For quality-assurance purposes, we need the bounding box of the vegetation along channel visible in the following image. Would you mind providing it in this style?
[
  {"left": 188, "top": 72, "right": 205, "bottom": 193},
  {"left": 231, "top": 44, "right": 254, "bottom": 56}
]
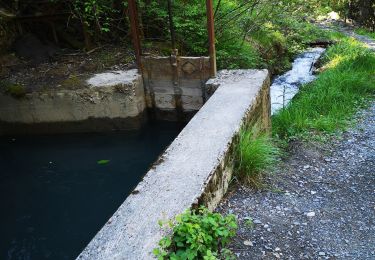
[{"left": 0, "top": 0, "right": 374, "bottom": 259}]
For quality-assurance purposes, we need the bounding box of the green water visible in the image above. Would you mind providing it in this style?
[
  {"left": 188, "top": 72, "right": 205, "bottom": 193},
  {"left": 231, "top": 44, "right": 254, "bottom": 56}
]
[{"left": 0, "top": 121, "right": 184, "bottom": 260}]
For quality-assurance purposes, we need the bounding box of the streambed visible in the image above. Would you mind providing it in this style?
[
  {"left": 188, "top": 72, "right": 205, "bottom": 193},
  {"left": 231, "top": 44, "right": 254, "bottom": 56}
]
[{"left": 271, "top": 47, "right": 325, "bottom": 115}]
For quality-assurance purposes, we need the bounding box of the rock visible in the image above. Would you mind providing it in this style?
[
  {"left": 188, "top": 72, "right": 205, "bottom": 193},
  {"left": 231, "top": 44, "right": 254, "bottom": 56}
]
[
  {"left": 243, "top": 240, "right": 253, "bottom": 246},
  {"left": 318, "top": 251, "right": 326, "bottom": 256},
  {"left": 303, "top": 165, "right": 311, "bottom": 169},
  {"left": 253, "top": 219, "right": 262, "bottom": 224},
  {"left": 306, "top": 212, "right": 316, "bottom": 217}
]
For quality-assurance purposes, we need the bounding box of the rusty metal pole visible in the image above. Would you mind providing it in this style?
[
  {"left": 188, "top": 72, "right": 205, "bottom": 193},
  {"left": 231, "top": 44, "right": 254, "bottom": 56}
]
[
  {"left": 128, "top": 0, "right": 142, "bottom": 71},
  {"left": 206, "top": 0, "right": 217, "bottom": 78},
  {"left": 167, "top": 0, "right": 176, "bottom": 50}
]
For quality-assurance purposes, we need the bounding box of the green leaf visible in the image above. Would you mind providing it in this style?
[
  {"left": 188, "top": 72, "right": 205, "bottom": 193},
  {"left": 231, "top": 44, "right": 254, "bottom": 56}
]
[{"left": 97, "top": 159, "right": 110, "bottom": 165}]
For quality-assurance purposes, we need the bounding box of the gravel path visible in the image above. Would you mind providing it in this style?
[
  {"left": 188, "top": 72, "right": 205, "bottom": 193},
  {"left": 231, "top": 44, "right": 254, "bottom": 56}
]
[{"left": 217, "top": 102, "right": 375, "bottom": 259}]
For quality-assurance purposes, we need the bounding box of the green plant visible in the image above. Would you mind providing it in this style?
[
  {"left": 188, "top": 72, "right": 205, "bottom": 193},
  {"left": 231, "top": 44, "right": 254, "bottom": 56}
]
[
  {"left": 154, "top": 207, "right": 237, "bottom": 260},
  {"left": 235, "top": 127, "right": 280, "bottom": 186},
  {"left": 244, "top": 217, "right": 254, "bottom": 229},
  {"left": 355, "top": 28, "right": 375, "bottom": 40},
  {"left": 0, "top": 81, "right": 27, "bottom": 98},
  {"left": 272, "top": 37, "right": 375, "bottom": 139}
]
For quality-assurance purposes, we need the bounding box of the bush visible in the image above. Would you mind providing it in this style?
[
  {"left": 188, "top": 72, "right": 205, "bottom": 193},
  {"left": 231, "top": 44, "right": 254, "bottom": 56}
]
[{"left": 154, "top": 207, "right": 237, "bottom": 260}]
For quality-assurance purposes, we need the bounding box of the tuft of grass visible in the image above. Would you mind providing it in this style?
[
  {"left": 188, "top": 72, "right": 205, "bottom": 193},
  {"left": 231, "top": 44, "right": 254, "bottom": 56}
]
[
  {"left": 355, "top": 28, "right": 375, "bottom": 40},
  {"left": 235, "top": 127, "right": 280, "bottom": 186},
  {"left": 272, "top": 37, "right": 375, "bottom": 140}
]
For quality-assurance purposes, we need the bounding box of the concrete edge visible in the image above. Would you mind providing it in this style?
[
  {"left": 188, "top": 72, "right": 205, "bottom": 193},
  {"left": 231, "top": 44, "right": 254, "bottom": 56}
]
[{"left": 77, "top": 69, "right": 271, "bottom": 260}]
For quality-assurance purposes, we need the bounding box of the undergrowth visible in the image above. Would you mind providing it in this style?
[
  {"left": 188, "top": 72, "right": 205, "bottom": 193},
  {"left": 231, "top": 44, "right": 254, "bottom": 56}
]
[
  {"left": 235, "top": 127, "right": 280, "bottom": 187},
  {"left": 355, "top": 28, "right": 375, "bottom": 40},
  {"left": 272, "top": 37, "right": 375, "bottom": 140},
  {"left": 154, "top": 207, "right": 237, "bottom": 260}
]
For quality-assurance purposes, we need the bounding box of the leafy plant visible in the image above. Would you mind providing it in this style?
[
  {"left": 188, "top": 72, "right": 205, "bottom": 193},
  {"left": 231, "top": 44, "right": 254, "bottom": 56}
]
[
  {"left": 97, "top": 159, "right": 110, "bottom": 165},
  {"left": 154, "top": 207, "right": 237, "bottom": 260}
]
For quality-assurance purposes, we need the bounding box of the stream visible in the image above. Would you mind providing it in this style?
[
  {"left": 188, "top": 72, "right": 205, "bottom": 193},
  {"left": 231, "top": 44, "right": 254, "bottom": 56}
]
[{"left": 270, "top": 47, "right": 326, "bottom": 115}]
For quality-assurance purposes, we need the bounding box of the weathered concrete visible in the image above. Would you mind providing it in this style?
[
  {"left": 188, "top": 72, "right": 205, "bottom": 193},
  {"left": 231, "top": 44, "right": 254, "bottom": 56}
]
[
  {"left": 141, "top": 56, "right": 211, "bottom": 119},
  {"left": 78, "top": 69, "right": 271, "bottom": 260},
  {"left": 0, "top": 69, "right": 146, "bottom": 134}
]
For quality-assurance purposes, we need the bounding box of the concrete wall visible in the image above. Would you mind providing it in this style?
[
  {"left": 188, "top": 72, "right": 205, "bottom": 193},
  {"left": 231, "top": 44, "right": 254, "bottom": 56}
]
[
  {"left": 0, "top": 70, "right": 146, "bottom": 134},
  {"left": 77, "top": 69, "right": 271, "bottom": 260},
  {"left": 141, "top": 56, "right": 211, "bottom": 119}
]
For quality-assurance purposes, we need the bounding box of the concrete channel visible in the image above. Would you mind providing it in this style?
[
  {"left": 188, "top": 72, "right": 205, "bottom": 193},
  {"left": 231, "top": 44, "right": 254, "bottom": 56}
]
[
  {"left": 0, "top": 56, "right": 271, "bottom": 259},
  {"left": 77, "top": 69, "right": 271, "bottom": 259}
]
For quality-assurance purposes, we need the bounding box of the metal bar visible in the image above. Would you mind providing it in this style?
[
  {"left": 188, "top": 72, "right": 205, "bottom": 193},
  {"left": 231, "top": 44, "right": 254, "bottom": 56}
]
[
  {"left": 167, "top": 0, "right": 176, "bottom": 50},
  {"left": 206, "top": 0, "right": 217, "bottom": 78},
  {"left": 128, "top": 0, "right": 142, "bottom": 71}
]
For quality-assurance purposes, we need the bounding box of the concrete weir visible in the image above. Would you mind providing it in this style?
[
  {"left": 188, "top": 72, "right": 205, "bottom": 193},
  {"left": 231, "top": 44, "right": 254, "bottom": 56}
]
[
  {"left": 0, "top": 69, "right": 146, "bottom": 134},
  {"left": 78, "top": 69, "right": 271, "bottom": 260}
]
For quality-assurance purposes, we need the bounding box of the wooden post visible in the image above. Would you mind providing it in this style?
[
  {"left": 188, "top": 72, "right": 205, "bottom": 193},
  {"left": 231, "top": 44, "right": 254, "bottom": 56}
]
[
  {"left": 128, "top": 0, "right": 142, "bottom": 71},
  {"left": 206, "top": 0, "right": 217, "bottom": 78}
]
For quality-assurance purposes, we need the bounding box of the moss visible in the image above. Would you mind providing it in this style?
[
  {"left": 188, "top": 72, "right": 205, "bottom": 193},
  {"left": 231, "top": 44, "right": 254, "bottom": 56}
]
[
  {"left": 0, "top": 80, "right": 27, "bottom": 98},
  {"left": 61, "top": 75, "right": 84, "bottom": 89}
]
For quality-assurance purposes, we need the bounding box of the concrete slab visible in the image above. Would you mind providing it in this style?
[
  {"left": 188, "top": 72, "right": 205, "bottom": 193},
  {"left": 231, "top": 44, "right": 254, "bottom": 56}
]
[{"left": 78, "top": 69, "right": 270, "bottom": 260}]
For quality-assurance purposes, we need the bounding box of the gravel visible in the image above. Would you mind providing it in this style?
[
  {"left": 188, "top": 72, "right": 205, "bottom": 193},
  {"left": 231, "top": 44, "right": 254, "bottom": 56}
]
[{"left": 217, "top": 102, "right": 375, "bottom": 259}]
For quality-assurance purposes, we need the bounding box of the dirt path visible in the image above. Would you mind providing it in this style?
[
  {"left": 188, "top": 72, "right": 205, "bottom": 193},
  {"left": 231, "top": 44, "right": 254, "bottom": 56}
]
[
  {"left": 217, "top": 24, "right": 375, "bottom": 260},
  {"left": 218, "top": 99, "right": 374, "bottom": 259},
  {"left": 318, "top": 20, "right": 375, "bottom": 51}
]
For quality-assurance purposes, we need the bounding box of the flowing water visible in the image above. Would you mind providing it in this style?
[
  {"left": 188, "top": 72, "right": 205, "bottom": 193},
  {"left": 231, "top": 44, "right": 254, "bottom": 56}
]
[
  {"left": 0, "top": 121, "right": 184, "bottom": 260},
  {"left": 271, "top": 47, "right": 325, "bottom": 115}
]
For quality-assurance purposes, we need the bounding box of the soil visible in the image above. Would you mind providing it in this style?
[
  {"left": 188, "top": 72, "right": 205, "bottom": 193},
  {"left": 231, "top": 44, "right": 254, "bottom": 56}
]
[
  {"left": 217, "top": 101, "right": 375, "bottom": 259},
  {"left": 0, "top": 40, "right": 136, "bottom": 93}
]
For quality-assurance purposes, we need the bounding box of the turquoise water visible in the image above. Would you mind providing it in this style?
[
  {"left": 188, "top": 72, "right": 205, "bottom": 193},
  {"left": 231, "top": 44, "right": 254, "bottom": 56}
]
[{"left": 0, "top": 121, "right": 184, "bottom": 260}]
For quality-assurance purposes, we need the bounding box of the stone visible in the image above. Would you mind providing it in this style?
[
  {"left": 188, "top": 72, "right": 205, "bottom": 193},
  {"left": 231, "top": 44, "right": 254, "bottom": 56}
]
[
  {"left": 306, "top": 212, "right": 316, "bottom": 217},
  {"left": 243, "top": 240, "right": 253, "bottom": 246}
]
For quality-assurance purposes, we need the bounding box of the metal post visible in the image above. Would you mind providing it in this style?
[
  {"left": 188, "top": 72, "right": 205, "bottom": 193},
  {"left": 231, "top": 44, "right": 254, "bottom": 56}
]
[
  {"left": 128, "top": 0, "right": 142, "bottom": 71},
  {"left": 206, "top": 0, "right": 217, "bottom": 78},
  {"left": 167, "top": 0, "right": 176, "bottom": 50}
]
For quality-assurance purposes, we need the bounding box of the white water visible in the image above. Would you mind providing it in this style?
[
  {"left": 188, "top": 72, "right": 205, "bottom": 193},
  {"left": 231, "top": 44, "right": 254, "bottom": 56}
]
[{"left": 271, "top": 47, "right": 325, "bottom": 115}]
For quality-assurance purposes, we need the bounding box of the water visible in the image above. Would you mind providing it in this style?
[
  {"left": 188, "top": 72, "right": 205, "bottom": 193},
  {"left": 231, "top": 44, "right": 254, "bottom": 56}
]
[
  {"left": 271, "top": 47, "right": 325, "bottom": 115},
  {"left": 0, "top": 121, "right": 184, "bottom": 260}
]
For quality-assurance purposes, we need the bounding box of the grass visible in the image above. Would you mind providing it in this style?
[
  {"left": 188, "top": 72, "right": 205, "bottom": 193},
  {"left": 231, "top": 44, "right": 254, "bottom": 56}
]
[
  {"left": 272, "top": 37, "right": 375, "bottom": 140},
  {"left": 235, "top": 127, "right": 280, "bottom": 186},
  {"left": 355, "top": 28, "right": 375, "bottom": 40}
]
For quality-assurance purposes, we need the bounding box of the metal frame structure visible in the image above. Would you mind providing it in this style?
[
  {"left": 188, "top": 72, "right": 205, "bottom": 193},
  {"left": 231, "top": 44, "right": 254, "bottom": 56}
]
[{"left": 127, "top": 0, "right": 217, "bottom": 77}]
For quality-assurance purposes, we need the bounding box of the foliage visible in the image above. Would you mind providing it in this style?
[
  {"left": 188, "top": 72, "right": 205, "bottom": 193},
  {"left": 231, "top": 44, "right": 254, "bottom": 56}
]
[
  {"left": 97, "top": 159, "right": 110, "bottom": 165},
  {"left": 154, "top": 207, "right": 237, "bottom": 260},
  {"left": 235, "top": 127, "right": 280, "bottom": 185},
  {"left": 323, "top": 0, "right": 375, "bottom": 30},
  {"left": 69, "top": 0, "right": 118, "bottom": 33},
  {"left": 138, "top": 0, "right": 330, "bottom": 71},
  {"left": 355, "top": 28, "right": 375, "bottom": 40},
  {"left": 272, "top": 37, "right": 375, "bottom": 139}
]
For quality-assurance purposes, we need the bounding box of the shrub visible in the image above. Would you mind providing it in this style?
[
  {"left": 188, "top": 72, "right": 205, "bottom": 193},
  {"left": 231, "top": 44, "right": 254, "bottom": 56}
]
[{"left": 154, "top": 207, "right": 237, "bottom": 260}]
